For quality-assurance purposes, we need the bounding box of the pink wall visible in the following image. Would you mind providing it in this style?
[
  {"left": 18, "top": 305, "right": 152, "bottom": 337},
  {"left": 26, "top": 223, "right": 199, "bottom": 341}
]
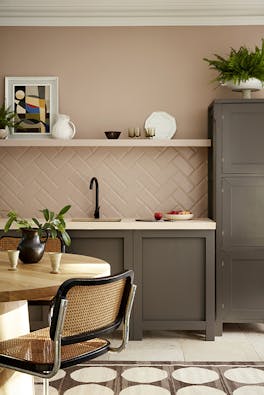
[
  {"left": 1, "top": 26, "right": 264, "bottom": 138},
  {"left": 0, "top": 26, "right": 264, "bottom": 218}
]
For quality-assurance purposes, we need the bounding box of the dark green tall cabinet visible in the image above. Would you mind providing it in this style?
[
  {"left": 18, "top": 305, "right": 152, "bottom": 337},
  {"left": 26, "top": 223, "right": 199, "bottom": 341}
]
[{"left": 208, "top": 99, "right": 264, "bottom": 335}]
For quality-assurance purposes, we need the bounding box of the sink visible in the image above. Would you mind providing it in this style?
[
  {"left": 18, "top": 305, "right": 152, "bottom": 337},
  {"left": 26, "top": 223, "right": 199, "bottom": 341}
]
[{"left": 71, "top": 218, "right": 122, "bottom": 222}]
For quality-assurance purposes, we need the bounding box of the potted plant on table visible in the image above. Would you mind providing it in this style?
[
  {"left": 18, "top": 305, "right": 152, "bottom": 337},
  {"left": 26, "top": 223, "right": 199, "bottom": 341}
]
[
  {"left": 0, "top": 103, "right": 17, "bottom": 139},
  {"left": 203, "top": 39, "right": 264, "bottom": 98},
  {"left": 4, "top": 205, "right": 71, "bottom": 263}
]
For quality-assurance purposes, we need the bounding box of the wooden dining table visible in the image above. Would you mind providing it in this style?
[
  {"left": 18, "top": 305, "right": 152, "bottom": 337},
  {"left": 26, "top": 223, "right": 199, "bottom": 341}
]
[{"left": 0, "top": 251, "right": 110, "bottom": 395}]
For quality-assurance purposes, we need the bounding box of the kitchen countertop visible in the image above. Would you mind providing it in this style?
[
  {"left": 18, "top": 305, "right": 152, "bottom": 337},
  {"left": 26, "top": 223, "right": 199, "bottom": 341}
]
[{"left": 0, "top": 218, "right": 216, "bottom": 230}]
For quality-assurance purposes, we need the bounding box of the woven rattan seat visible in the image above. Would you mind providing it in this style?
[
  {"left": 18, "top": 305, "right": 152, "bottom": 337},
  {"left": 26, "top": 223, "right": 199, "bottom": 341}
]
[
  {"left": 0, "top": 271, "right": 136, "bottom": 395},
  {"left": 0, "top": 327, "right": 108, "bottom": 371}
]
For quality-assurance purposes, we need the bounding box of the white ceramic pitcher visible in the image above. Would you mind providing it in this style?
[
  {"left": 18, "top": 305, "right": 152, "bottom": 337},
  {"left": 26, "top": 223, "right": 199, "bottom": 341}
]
[{"left": 52, "top": 114, "right": 76, "bottom": 139}]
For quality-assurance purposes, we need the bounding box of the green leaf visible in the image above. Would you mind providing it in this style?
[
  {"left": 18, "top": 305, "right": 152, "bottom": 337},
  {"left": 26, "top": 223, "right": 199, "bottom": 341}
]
[
  {"left": 56, "top": 223, "right": 65, "bottom": 232},
  {"left": 50, "top": 228, "right": 57, "bottom": 238},
  {"left": 32, "top": 218, "right": 41, "bottom": 227},
  {"left": 4, "top": 216, "right": 15, "bottom": 232},
  {"left": 40, "top": 208, "right": 50, "bottom": 221},
  {"left": 61, "top": 231, "right": 71, "bottom": 247},
  {"left": 4, "top": 205, "right": 71, "bottom": 246},
  {"left": 203, "top": 39, "right": 264, "bottom": 84},
  {"left": 58, "top": 217, "right": 66, "bottom": 228},
  {"left": 58, "top": 205, "right": 71, "bottom": 216},
  {"left": 0, "top": 103, "right": 17, "bottom": 129}
]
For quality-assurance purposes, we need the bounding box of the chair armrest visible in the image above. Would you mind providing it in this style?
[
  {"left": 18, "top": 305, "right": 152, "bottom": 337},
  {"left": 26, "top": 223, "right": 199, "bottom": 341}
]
[
  {"left": 109, "top": 284, "right": 137, "bottom": 353},
  {"left": 48, "top": 297, "right": 56, "bottom": 326}
]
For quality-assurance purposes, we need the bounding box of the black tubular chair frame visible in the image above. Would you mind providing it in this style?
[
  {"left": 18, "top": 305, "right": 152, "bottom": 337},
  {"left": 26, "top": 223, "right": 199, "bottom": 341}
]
[{"left": 0, "top": 270, "right": 136, "bottom": 381}]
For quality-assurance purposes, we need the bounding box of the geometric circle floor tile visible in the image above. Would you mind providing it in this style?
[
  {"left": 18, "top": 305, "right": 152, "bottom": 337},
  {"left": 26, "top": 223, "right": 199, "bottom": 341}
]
[
  {"left": 121, "top": 367, "right": 168, "bottom": 383},
  {"left": 224, "top": 368, "right": 264, "bottom": 384},
  {"left": 70, "top": 367, "right": 117, "bottom": 383},
  {"left": 35, "top": 362, "right": 264, "bottom": 394},
  {"left": 177, "top": 385, "right": 226, "bottom": 394},
  {"left": 120, "top": 384, "right": 170, "bottom": 394},
  {"left": 233, "top": 386, "right": 264, "bottom": 394},
  {"left": 172, "top": 367, "right": 219, "bottom": 384},
  {"left": 64, "top": 384, "right": 114, "bottom": 394}
]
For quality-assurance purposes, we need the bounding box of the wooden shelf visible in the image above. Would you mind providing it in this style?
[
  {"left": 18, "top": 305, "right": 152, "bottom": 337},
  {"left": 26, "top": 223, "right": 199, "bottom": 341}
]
[{"left": 0, "top": 138, "right": 211, "bottom": 147}]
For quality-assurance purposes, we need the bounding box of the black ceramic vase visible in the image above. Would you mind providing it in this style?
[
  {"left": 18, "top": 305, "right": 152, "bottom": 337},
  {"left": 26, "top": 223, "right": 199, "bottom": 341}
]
[{"left": 18, "top": 229, "right": 47, "bottom": 264}]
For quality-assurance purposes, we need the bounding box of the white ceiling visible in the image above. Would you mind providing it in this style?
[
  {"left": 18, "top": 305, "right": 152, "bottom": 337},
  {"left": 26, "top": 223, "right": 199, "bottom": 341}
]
[{"left": 0, "top": 0, "right": 264, "bottom": 26}]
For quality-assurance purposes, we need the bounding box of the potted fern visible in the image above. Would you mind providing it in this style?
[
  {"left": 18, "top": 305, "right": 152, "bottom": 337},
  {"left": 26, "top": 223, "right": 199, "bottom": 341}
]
[
  {"left": 4, "top": 205, "right": 71, "bottom": 263},
  {"left": 204, "top": 40, "right": 264, "bottom": 98},
  {"left": 0, "top": 103, "right": 17, "bottom": 139}
]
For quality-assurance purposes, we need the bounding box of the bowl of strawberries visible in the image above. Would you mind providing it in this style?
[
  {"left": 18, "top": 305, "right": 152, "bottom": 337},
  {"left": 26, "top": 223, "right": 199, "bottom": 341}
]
[{"left": 165, "top": 210, "right": 193, "bottom": 221}]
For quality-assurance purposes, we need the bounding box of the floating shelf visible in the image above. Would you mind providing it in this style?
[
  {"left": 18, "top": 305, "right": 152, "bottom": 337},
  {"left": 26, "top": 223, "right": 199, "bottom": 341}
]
[{"left": 0, "top": 138, "right": 211, "bottom": 147}]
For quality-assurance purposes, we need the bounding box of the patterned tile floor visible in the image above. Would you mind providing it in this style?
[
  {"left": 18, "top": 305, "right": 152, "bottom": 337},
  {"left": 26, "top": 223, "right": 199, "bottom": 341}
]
[
  {"left": 34, "top": 323, "right": 264, "bottom": 394},
  {"left": 35, "top": 362, "right": 264, "bottom": 394}
]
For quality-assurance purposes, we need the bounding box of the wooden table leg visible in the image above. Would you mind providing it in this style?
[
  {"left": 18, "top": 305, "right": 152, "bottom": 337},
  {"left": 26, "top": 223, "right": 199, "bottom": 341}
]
[{"left": 0, "top": 301, "right": 34, "bottom": 395}]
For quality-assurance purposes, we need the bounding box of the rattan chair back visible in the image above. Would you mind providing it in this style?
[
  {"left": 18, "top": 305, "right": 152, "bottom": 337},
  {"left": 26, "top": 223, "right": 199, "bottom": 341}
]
[
  {"left": 0, "top": 235, "right": 64, "bottom": 252},
  {"left": 50, "top": 271, "right": 134, "bottom": 345},
  {"left": 0, "top": 236, "right": 19, "bottom": 250},
  {"left": 45, "top": 237, "right": 64, "bottom": 252}
]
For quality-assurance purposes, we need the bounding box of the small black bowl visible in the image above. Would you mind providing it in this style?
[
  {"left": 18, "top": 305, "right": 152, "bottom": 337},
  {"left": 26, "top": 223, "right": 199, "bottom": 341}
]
[{"left": 105, "top": 131, "right": 121, "bottom": 139}]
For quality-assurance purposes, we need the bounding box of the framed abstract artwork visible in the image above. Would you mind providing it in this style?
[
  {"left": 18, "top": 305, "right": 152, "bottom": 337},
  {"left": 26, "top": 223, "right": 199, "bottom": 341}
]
[{"left": 5, "top": 76, "right": 58, "bottom": 138}]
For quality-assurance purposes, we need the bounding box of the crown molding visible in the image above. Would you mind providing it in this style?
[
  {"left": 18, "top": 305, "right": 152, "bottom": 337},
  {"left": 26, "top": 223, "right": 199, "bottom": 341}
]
[{"left": 0, "top": 1, "right": 264, "bottom": 26}]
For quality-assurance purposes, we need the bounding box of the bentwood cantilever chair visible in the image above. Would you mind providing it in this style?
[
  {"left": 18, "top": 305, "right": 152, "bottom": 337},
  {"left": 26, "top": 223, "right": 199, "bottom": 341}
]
[{"left": 0, "top": 270, "right": 136, "bottom": 395}]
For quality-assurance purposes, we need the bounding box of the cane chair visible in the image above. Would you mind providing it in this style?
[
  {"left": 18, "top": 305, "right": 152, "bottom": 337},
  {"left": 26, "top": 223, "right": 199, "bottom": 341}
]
[
  {"left": 0, "top": 235, "right": 20, "bottom": 251},
  {"left": 0, "top": 270, "right": 136, "bottom": 395},
  {"left": 0, "top": 235, "right": 65, "bottom": 253}
]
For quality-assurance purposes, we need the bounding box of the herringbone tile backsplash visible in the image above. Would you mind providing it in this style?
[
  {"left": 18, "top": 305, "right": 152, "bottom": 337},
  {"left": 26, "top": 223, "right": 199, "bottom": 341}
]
[{"left": 0, "top": 147, "right": 208, "bottom": 218}]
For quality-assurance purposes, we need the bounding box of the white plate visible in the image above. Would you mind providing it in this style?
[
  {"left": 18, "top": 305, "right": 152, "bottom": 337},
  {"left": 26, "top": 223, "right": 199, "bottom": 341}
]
[
  {"left": 145, "top": 111, "right": 177, "bottom": 140},
  {"left": 165, "top": 213, "right": 193, "bottom": 221}
]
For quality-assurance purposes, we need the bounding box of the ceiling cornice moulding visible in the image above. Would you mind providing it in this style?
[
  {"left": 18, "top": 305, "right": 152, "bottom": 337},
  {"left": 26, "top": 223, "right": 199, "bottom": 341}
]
[{"left": 0, "top": 1, "right": 264, "bottom": 26}]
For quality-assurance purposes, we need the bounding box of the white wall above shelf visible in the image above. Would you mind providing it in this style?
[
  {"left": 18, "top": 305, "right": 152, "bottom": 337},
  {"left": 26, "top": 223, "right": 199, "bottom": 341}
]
[{"left": 0, "top": 138, "right": 211, "bottom": 147}]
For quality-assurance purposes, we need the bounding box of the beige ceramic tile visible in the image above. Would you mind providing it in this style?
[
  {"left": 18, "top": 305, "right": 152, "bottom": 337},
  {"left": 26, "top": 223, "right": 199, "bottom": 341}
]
[
  {"left": 108, "top": 342, "right": 184, "bottom": 361},
  {"left": 215, "top": 323, "right": 249, "bottom": 342},
  {"left": 0, "top": 147, "right": 208, "bottom": 219},
  {"left": 108, "top": 326, "right": 262, "bottom": 362},
  {"left": 240, "top": 323, "right": 264, "bottom": 360},
  {"left": 108, "top": 332, "right": 184, "bottom": 361},
  {"left": 180, "top": 338, "right": 261, "bottom": 361}
]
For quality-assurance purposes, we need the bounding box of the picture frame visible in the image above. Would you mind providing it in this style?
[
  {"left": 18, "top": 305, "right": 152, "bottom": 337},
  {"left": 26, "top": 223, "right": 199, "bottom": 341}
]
[{"left": 5, "top": 76, "right": 58, "bottom": 138}]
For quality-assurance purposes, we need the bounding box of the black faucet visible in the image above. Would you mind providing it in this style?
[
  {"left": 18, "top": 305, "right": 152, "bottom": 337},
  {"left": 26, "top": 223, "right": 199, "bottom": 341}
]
[{"left": 89, "top": 177, "right": 100, "bottom": 219}]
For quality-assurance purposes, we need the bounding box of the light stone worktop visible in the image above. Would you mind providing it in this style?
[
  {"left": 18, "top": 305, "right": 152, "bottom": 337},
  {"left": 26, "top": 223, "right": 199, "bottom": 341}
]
[{"left": 0, "top": 218, "right": 216, "bottom": 231}]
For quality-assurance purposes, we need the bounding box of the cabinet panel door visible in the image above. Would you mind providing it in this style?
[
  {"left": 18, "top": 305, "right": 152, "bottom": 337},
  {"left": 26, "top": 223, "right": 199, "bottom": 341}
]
[
  {"left": 222, "top": 103, "right": 264, "bottom": 173},
  {"left": 68, "top": 230, "right": 133, "bottom": 275},
  {"left": 141, "top": 236, "right": 206, "bottom": 321},
  {"left": 222, "top": 177, "right": 264, "bottom": 247},
  {"left": 223, "top": 251, "right": 264, "bottom": 321}
]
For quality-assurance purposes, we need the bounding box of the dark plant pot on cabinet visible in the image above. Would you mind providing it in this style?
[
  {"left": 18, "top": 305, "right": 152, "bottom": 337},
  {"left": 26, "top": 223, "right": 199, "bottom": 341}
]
[{"left": 18, "top": 229, "right": 47, "bottom": 264}]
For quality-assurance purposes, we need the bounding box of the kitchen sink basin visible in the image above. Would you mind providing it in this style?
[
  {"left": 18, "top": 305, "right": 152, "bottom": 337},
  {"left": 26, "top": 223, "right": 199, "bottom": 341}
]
[{"left": 71, "top": 218, "right": 122, "bottom": 222}]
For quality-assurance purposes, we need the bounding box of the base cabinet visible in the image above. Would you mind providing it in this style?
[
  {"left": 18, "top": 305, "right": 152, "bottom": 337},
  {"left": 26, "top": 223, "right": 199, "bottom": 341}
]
[
  {"left": 133, "top": 230, "right": 215, "bottom": 341},
  {"left": 0, "top": 228, "right": 215, "bottom": 339}
]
